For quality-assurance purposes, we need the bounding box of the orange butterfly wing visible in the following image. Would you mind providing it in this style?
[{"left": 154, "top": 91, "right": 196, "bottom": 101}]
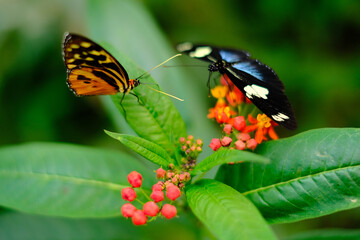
[{"left": 63, "top": 33, "right": 130, "bottom": 96}]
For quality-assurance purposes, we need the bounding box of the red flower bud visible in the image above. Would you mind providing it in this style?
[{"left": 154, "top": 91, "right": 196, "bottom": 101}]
[
  {"left": 187, "top": 135, "right": 194, "bottom": 140},
  {"left": 237, "top": 132, "right": 250, "bottom": 141},
  {"left": 121, "top": 187, "right": 136, "bottom": 202},
  {"left": 121, "top": 203, "right": 137, "bottom": 218},
  {"left": 166, "top": 171, "right": 174, "bottom": 179},
  {"left": 184, "top": 172, "right": 191, "bottom": 181},
  {"left": 161, "top": 204, "right": 177, "bottom": 219},
  {"left": 196, "top": 139, "right": 203, "bottom": 146},
  {"left": 196, "top": 146, "right": 202, "bottom": 152},
  {"left": 235, "top": 140, "right": 245, "bottom": 150},
  {"left": 179, "top": 174, "right": 185, "bottom": 181},
  {"left": 223, "top": 124, "right": 233, "bottom": 135},
  {"left": 152, "top": 183, "right": 163, "bottom": 192},
  {"left": 172, "top": 176, "right": 178, "bottom": 184},
  {"left": 143, "top": 201, "right": 159, "bottom": 217},
  {"left": 156, "top": 168, "right": 166, "bottom": 179},
  {"left": 150, "top": 190, "right": 164, "bottom": 203},
  {"left": 233, "top": 116, "right": 246, "bottom": 131},
  {"left": 247, "top": 138, "right": 258, "bottom": 150},
  {"left": 127, "top": 171, "right": 142, "bottom": 188},
  {"left": 209, "top": 138, "right": 221, "bottom": 151},
  {"left": 221, "top": 136, "right": 232, "bottom": 147},
  {"left": 131, "top": 210, "right": 147, "bottom": 225},
  {"left": 166, "top": 185, "right": 181, "bottom": 201},
  {"left": 181, "top": 145, "right": 187, "bottom": 151},
  {"left": 179, "top": 137, "right": 186, "bottom": 144},
  {"left": 165, "top": 181, "right": 175, "bottom": 188}
]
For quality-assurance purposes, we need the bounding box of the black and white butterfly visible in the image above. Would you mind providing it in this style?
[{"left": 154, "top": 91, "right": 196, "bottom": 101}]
[{"left": 176, "top": 42, "right": 297, "bottom": 130}]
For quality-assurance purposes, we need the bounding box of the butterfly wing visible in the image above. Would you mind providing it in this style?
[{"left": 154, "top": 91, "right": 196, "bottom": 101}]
[
  {"left": 63, "top": 33, "right": 130, "bottom": 96},
  {"left": 178, "top": 43, "right": 296, "bottom": 129},
  {"left": 176, "top": 43, "right": 220, "bottom": 63},
  {"left": 225, "top": 67, "right": 297, "bottom": 129},
  {"left": 230, "top": 59, "right": 284, "bottom": 91}
]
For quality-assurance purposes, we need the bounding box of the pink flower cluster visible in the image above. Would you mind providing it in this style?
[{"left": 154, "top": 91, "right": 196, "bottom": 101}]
[
  {"left": 209, "top": 122, "right": 258, "bottom": 152},
  {"left": 179, "top": 135, "right": 203, "bottom": 171},
  {"left": 120, "top": 170, "right": 180, "bottom": 225},
  {"left": 120, "top": 162, "right": 192, "bottom": 226}
]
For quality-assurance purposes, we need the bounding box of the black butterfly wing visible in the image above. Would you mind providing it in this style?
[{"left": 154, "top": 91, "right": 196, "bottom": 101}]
[
  {"left": 177, "top": 43, "right": 297, "bottom": 129},
  {"left": 215, "top": 48, "right": 284, "bottom": 91},
  {"left": 176, "top": 43, "right": 221, "bottom": 63},
  {"left": 224, "top": 66, "right": 297, "bottom": 129}
]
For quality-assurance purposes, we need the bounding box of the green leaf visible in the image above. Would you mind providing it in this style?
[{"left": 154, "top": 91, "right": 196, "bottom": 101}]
[
  {"left": 284, "top": 229, "right": 360, "bottom": 240},
  {"left": 105, "top": 130, "right": 173, "bottom": 167},
  {"left": 216, "top": 128, "right": 360, "bottom": 224},
  {"left": 87, "top": 0, "right": 188, "bottom": 159},
  {"left": 186, "top": 179, "right": 277, "bottom": 240},
  {"left": 106, "top": 48, "right": 186, "bottom": 159},
  {"left": 0, "top": 211, "right": 199, "bottom": 240},
  {"left": 192, "top": 149, "right": 269, "bottom": 175},
  {"left": 0, "top": 142, "right": 154, "bottom": 218},
  {"left": 86, "top": 0, "right": 219, "bottom": 160}
]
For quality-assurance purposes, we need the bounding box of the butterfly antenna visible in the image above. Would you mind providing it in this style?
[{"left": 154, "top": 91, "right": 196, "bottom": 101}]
[
  {"left": 161, "top": 64, "right": 207, "bottom": 68},
  {"left": 137, "top": 54, "right": 182, "bottom": 79},
  {"left": 145, "top": 85, "right": 184, "bottom": 102}
]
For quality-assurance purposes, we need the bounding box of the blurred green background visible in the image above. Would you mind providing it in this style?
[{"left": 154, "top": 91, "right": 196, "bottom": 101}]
[{"left": 0, "top": 0, "right": 359, "bottom": 239}]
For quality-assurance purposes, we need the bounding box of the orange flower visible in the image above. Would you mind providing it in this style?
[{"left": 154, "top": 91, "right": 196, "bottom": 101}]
[
  {"left": 208, "top": 98, "right": 226, "bottom": 118},
  {"left": 210, "top": 85, "right": 228, "bottom": 99},
  {"left": 244, "top": 113, "right": 278, "bottom": 144},
  {"left": 214, "top": 106, "right": 231, "bottom": 123},
  {"left": 208, "top": 103, "right": 236, "bottom": 124},
  {"left": 226, "top": 86, "right": 244, "bottom": 106}
]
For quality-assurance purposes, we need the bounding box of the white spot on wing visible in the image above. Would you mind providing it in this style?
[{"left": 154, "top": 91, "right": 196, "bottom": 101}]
[
  {"left": 272, "top": 113, "right": 289, "bottom": 122},
  {"left": 177, "top": 42, "right": 193, "bottom": 52},
  {"left": 243, "top": 84, "right": 269, "bottom": 99},
  {"left": 189, "top": 46, "right": 212, "bottom": 58}
]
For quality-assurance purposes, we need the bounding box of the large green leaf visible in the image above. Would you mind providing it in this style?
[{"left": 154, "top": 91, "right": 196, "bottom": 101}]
[
  {"left": 0, "top": 211, "right": 199, "bottom": 240},
  {"left": 86, "top": 0, "right": 218, "bottom": 160},
  {"left": 192, "top": 149, "right": 270, "bottom": 175},
  {"left": 103, "top": 46, "right": 186, "bottom": 159},
  {"left": 284, "top": 229, "right": 360, "bottom": 240},
  {"left": 0, "top": 142, "right": 154, "bottom": 218},
  {"left": 216, "top": 128, "right": 360, "bottom": 224},
  {"left": 86, "top": 0, "right": 188, "bottom": 157},
  {"left": 105, "top": 131, "right": 174, "bottom": 167},
  {"left": 186, "top": 179, "right": 277, "bottom": 240}
]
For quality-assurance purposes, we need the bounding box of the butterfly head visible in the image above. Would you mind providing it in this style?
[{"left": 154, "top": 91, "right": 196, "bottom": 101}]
[
  {"left": 209, "top": 60, "right": 229, "bottom": 72},
  {"left": 129, "top": 79, "right": 140, "bottom": 90}
]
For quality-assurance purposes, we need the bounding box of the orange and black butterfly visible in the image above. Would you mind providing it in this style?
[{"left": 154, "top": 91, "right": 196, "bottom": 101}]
[
  {"left": 63, "top": 33, "right": 140, "bottom": 97},
  {"left": 62, "top": 33, "right": 182, "bottom": 107}
]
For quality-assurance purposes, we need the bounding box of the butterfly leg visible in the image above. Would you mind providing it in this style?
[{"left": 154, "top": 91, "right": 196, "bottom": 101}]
[
  {"left": 129, "top": 92, "right": 142, "bottom": 105},
  {"left": 207, "top": 71, "right": 213, "bottom": 97},
  {"left": 119, "top": 92, "right": 127, "bottom": 119}
]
